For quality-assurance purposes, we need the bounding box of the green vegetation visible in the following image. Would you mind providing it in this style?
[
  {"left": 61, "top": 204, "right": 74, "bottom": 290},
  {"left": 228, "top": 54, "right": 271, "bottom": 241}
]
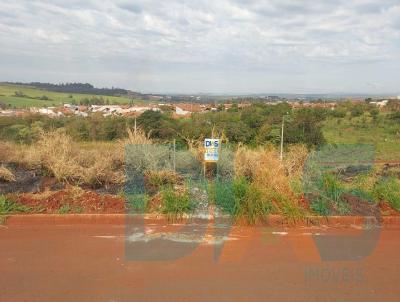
[
  {"left": 1, "top": 91, "right": 400, "bottom": 221},
  {"left": 161, "top": 187, "right": 193, "bottom": 217},
  {"left": 322, "top": 103, "right": 400, "bottom": 161},
  {"left": 232, "top": 177, "right": 273, "bottom": 224},
  {"left": 57, "top": 204, "right": 72, "bottom": 214},
  {"left": 0, "top": 101, "right": 327, "bottom": 150},
  {"left": 0, "top": 84, "right": 143, "bottom": 108},
  {"left": 373, "top": 177, "right": 400, "bottom": 211},
  {"left": 0, "top": 195, "right": 29, "bottom": 214}
]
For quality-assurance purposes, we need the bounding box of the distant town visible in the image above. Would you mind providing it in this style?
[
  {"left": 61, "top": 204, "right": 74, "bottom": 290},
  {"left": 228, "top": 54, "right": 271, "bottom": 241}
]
[{"left": 0, "top": 82, "right": 399, "bottom": 118}]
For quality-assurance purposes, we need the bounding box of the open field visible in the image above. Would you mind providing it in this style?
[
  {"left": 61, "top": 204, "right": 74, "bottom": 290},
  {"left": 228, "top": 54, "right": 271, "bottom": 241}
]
[
  {"left": 322, "top": 114, "right": 400, "bottom": 161},
  {"left": 0, "top": 84, "right": 145, "bottom": 108}
]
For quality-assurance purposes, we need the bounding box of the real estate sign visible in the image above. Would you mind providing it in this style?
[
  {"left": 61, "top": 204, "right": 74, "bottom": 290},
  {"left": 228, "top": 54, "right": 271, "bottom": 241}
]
[{"left": 204, "top": 138, "right": 220, "bottom": 162}]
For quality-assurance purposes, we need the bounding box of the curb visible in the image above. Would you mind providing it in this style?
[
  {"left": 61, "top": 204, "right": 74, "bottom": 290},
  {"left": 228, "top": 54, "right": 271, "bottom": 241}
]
[{"left": 2, "top": 214, "right": 400, "bottom": 228}]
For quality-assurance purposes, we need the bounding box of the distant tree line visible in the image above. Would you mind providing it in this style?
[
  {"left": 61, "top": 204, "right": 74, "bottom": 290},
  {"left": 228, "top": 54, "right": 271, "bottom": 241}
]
[
  {"left": 2, "top": 101, "right": 397, "bottom": 148},
  {"left": 0, "top": 102, "right": 327, "bottom": 148}
]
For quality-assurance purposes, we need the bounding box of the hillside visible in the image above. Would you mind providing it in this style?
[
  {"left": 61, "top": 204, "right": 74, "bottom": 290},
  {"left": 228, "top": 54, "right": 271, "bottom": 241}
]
[{"left": 0, "top": 83, "right": 145, "bottom": 108}]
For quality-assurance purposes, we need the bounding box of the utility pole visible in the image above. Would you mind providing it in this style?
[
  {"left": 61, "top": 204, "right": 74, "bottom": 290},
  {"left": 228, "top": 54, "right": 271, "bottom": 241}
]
[
  {"left": 173, "top": 138, "right": 176, "bottom": 172},
  {"left": 134, "top": 117, "right": 137, "bottom": 135},
  {"left": 280, "top": 115, "right": 285, "bottom": 161}
]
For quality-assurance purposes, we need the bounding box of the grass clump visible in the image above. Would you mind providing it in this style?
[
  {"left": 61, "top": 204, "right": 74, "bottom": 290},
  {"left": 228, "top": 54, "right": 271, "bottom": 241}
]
[
  {"left": 7, "top": 130, "right": 125, "bottom": 187},
  {"left": 0, "top": 166, "right": 15, "bottom": 182},
  {"left": 144, "top": 170, "right": 181, "bottom": 194},
  {"left": 310, "top": 198, "right": 331, "bottom": 216},
  {"left": 161, "top": 187, "right": 193, "bottom": 218},
  {"left": 234, "top": 146, "right": 305, "bottom": 222},
  {"left": 373, "top": 177, "right": 400, "bottom": 211},
  {"left": 57, "top": 204, "right": 72, "bottom": 214},
  {"left": 126, "top": 194, "right": 149, "bottom": 213},
  {"left": 0, "top": 195, "right": 29, "bottom": 214},
  {"left": 232, "top": 177, "right": 273, "bottom": 224}
]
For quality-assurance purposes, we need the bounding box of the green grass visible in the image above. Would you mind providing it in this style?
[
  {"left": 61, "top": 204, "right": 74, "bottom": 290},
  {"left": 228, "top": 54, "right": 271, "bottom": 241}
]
[
  {"left": 0, "top": 84, "right": 145, "bottom": 108},
  {"left": 232, "top": 177, "right": 273, "bottom": 224},
  {"left": 373, "top": 177, "right": 400, "bottom": 211},
  {"left": 0, "top": 195, "right": 29, "bottom": 214},
  {"left": 57, "top": 204, "right": 72, "bottom": 214},
  {"left": 322, "top": 114, "right": 400, "bottom": 161},
  {"left": 310, "top": 198, "right": 331, "bottom": 216},
  {"left": 161, "top": 187, "right": 193, "bottom": 217},
  {"left": 126, "top": 194, "right": 149, "bottom": 213}
]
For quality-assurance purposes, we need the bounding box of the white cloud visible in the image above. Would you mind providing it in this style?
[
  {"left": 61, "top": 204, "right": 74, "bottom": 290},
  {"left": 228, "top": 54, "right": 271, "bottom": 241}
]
[{"left": 0, "top": 0, "right": 399, "bottom": 93}]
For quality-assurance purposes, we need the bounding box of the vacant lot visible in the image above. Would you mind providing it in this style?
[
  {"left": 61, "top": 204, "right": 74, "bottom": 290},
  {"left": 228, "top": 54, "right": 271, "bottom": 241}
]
[{"left": 323, "top": 114, "right": 400, "bottom": 161}]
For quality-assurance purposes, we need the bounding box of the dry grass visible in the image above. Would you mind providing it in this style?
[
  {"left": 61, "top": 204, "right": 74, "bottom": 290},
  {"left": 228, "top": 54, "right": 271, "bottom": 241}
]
[
  {"left": 2, "top": 130, "right": 125, "bottom": 186},
  {"left": 284, "top": 144, "right": 309, "bottom": 178},
  {"left": 235, "top": 146, "right": 290, "bottom": 192},
  {"left": 0, "top": 166, "right": 15, "bottom": 182},
  {"left": 0, "top": 141, "right": 14, "bottom": 162},
  {"left": 234, "top": 145, "right": 307, "bottom": 217},
  {"left": 124, "top": 127, "right": 152, "bottom": 145}
]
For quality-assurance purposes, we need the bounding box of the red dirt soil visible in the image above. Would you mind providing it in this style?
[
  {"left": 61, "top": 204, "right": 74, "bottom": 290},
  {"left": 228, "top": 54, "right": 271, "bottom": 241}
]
[
  {"left": 12, "top": 189, "right": 125, "bottom": 214},
  {"left": 379, "top": 201, "right": 400, "bottom": 216}
]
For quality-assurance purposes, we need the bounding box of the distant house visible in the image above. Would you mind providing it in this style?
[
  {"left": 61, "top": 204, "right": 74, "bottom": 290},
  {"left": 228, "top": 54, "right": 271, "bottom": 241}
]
[
  {"left": 175, "top": 106, "right": 190, "bottom": 116},
  {"left": 370, "top": 100, "right": 388, "bottom": 107},
  {"left": 38, "top": 108, "right": 56, "bottom": 116}
]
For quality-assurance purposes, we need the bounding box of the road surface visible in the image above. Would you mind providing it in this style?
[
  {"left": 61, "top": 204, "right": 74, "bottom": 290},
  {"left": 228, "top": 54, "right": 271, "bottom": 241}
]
[{"left": 1, "top": 221, "right": 399, "bottom": 301}]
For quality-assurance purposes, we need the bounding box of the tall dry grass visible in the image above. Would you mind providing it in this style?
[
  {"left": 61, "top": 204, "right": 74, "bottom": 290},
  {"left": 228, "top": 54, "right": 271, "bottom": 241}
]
[
  {"left": 124, "top": 127, "right": 152, "bottom": 145},
  {"left": 234, "top": 145, "right": 308, "bottom": 218},
  {"left": 2, "top": 130, "right": 125, "bottom": 186}
]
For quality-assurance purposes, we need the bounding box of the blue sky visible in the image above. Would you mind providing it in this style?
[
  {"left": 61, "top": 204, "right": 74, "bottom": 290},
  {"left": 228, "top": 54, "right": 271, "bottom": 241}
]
[{"left": 0, "top": 0, "right": 399, "bottom": 94}]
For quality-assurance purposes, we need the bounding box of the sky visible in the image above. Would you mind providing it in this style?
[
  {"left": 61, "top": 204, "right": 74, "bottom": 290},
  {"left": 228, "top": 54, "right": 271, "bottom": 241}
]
[{"left": 0, "top": 0, "right": 399, "bottom": 94}]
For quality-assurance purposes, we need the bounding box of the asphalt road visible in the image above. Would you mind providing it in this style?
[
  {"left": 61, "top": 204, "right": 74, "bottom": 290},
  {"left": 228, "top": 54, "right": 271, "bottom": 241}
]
[{"left": 1, "top": 222, "right": 399, "bottom": 302}]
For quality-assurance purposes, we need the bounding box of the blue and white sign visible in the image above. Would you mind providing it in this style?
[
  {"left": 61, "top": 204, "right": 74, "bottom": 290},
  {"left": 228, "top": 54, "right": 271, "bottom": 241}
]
[{"left": 204, "top": 138, "right": 220, "bottom": 162}]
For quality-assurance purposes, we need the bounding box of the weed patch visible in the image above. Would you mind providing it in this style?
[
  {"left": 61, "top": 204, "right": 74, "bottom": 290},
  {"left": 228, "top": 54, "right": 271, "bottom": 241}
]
[
  {"left": 373, "top": 178, "right": 400, "bottom": 211},
  {"left": 161, "top": 187, "right": 193, "bottom": 218},
  {"left": 0, "top": 195, "right": 29, "bottom": 214}
]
